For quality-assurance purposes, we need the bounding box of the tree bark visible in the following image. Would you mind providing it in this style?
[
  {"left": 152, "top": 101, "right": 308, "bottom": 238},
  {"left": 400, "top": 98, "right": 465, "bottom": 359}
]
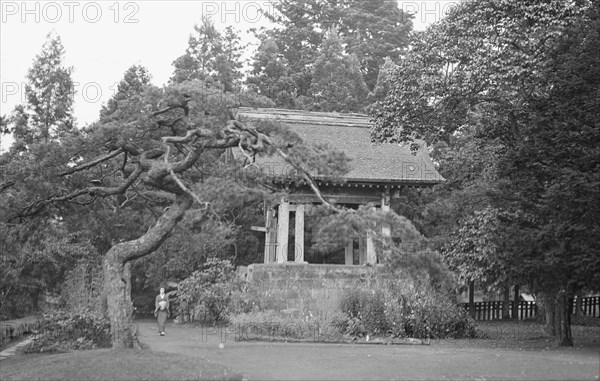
[
  {"left": 541, "top": 291, "right": 557, "bottom": 337},
  {"left": 502, "top": 285, "right": 510, "bottom": 319},
  {"left": 556, "top": 290, "right": 573, "bottom": 346},
  {"left": 512, "top": 285, "right": 520, "bottom": 320},
  {"left": 103, "top": 193, "right": 193, "bottom": 348},
  {"left": 468, "top": 281, "right": 475, "bottom": 319},
  {"left": 540, "top": 289, "right": 573, "bottom": 346},
  {"left": 103, "top": 258, "right": 134, "bottom": 348},
  {"left": 574, "top": 289, "right": 583, "bottom": 317}
]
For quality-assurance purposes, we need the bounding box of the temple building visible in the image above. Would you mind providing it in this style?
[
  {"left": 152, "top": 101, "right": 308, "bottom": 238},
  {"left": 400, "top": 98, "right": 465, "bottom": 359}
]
[{"left": 234, "top": 108, "right": 444, "bottom": 266}]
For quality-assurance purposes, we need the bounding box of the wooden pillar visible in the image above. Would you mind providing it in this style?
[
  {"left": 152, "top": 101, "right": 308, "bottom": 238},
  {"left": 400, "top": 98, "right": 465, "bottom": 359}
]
[
  {"left": 294, "top": 204, "right": 305, "bottom": 262},
  {"left": 358, "top": 237, "right": 367, "bottom": 265},
  {"left": 277, "top": 198, "right": 289, "bottom": 263},
  {"left": 381, "top": 192, "right": 391, "bottom": 262},
  {"left": 345, "top": 241, "right": 353, "bottom": 265},
  {"left": 263, "top": 209, "right": 272, "bottom": 263},
  {"left": 366, "top": 232, "right": 376, "bottom": 265},
  {"left": 267, "top": 210, "right": 278, "bottom": 263},
  {"left": 366, "top": 205, "right": 377, "bottom": 265},
  {"left": 381, "top": 192, "right": 391, "bottom": 213}
]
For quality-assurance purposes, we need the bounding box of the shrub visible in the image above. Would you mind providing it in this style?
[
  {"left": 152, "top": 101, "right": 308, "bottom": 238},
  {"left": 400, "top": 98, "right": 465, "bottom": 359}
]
[
  {"left": 340, "top": 289, "right": 389, "bottom": 335},
  {"left": 178, "top": 258, "right": 238, "bottom": 323},
  {"left": 61, "top": 260, "right": 105, "bottom": 315},
  {"left": 25, "top": 311, "right": 111, "bottom": 353},
  {"left": 231, "top": 310, "right": 346, "bottom": 342},
  {"left": 229, "top": 286, "right": 265, "bottom": 315},
  {"left": 403, "top": 289, "right": 476, "bottom": 339},
  {"left": 339, "top": 283, "right": 476, "bottom": 339}
]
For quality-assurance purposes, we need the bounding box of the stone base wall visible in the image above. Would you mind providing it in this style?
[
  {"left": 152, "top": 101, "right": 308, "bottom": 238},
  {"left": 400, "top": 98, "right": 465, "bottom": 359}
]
[{"left": 238, "top": 263, "right": 410, "bottom": 316}]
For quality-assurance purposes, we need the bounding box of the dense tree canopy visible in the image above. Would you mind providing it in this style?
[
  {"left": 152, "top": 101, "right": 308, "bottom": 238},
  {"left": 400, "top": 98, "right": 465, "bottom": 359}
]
[
  {"left": 100, "top": 65, "right": 152, "bottom": 121},
  {"left": 171, "top": 17, "right": 244, "bottom": 91},
  {"left": 372, "top": 0, "right": 600, "bottom": 346},
  {"left": 3, "top": 0, "right": 598, "bottom": 352},
  {"left": 248, "top": 0, "right": 412, "bottom": 107},
  {"left": 304, "top": 28, "right": 368, "bottom": 112}
]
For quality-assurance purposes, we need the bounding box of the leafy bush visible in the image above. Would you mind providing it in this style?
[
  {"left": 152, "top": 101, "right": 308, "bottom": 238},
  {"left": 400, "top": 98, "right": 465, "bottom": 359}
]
[
  {"left": 340, "top": 284, "right": 476, "bottom": 339},
  {"left": 403, "top": 289, "right": 476, "bottom": 339},
  {"left": 25, "top": 311, "right": 111, "bottom": 353},
  {"left": 229, "top": 286, "right": 265, "bottom": 315},
  {"left": 61, "top": 260, "right": 105, "bottom": 315},
  {"left": 340, "top": 289, "right": 388, "bottom": 336},
  {"left": 178, "top": 258, "right": 238, "bottom": 322}
]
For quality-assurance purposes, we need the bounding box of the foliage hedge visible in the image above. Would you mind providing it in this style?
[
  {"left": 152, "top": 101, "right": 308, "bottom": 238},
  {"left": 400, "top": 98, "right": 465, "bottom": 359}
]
[
  {"left": 339, "top": 285, "right": 476, "bottom": 339},
  {"left": 230, "top": 310, "right": 346, "bottom": 342},
  {"left": 177, "top": 258, "right": 475, "bottom": 341},
  {"left": 178, "top": 258, "right": 240, "bottom": 323},
  {"left": 25, "top": 311, "right": 111, "bottom": 353}
]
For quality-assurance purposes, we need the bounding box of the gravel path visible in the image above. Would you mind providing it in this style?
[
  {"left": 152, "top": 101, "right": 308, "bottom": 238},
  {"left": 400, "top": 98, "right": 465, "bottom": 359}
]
[{"left": 137, "top": 320, "right": 600, "bottom": 381}]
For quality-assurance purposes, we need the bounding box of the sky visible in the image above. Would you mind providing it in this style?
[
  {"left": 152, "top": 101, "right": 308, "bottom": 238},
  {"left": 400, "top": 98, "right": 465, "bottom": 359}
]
[{"left": 0, "top": 0, "right": 458, "bottom": 150}]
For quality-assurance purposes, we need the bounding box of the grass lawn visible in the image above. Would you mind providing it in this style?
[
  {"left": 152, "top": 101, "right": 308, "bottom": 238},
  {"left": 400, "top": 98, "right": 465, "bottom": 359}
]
[{"left": 0, "top": 348, "right": 243, "bottom": 381}]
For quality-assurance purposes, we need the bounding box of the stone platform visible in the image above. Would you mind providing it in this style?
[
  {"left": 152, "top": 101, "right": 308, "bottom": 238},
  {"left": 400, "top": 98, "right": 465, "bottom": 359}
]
[{"left": 238, "top": 263, "right": 409, "bottom": 316}]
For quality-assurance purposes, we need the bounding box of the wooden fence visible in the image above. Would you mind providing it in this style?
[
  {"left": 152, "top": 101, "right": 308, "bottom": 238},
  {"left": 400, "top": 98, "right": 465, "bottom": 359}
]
[{"left": 461, "top": 296, "right": 600, "bottom": 321}]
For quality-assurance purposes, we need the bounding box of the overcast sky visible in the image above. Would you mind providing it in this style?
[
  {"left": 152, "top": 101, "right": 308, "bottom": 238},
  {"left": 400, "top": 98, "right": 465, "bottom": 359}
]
[{"left": 1, "top": 0, "right": 457, "bottom": 150}]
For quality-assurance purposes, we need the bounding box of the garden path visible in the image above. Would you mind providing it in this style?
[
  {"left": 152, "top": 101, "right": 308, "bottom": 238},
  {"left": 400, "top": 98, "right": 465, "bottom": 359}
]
[{"left": 137, "top": 320, "right": 600, "bottom": 381}]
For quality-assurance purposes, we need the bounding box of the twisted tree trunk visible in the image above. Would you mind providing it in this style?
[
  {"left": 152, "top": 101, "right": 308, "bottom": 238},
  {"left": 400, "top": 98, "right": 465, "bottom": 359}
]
[{"left": 103, "top": 194, "right": 193, "bottom": 348}]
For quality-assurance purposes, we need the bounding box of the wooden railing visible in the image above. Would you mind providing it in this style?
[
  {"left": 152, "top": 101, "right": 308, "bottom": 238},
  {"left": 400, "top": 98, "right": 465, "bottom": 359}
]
[{"left": 461, "top": 296, "right": 599, "bottom": 321}]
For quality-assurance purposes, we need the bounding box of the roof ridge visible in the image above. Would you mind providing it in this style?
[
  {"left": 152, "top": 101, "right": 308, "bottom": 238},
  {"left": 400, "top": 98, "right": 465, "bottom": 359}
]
[
  {"left": 237, "top": 107, "right": 372, "bottom": 128},
  {"left": 237, "top": 107, "right": 369, "bottom": 118}
]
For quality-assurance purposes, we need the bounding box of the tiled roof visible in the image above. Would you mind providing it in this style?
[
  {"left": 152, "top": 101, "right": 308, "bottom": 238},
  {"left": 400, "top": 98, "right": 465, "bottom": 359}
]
[{"left": 235, "top": 108, "right": 444, "bottom": 185}]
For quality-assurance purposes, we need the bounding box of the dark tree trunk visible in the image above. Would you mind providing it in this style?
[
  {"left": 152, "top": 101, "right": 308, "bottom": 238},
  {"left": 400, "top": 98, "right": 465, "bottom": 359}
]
[
  {"left": 468, "top": 281, "right": 475, "bottom": 319},
  {"left": 556, "top": 291, "right": 573, "bottom": 346},
  {"left": 103, "top": 194, "right": 193, "bottom": 348},
  {"left": 104, "top": 258, "right": 134, "bottom": 348},
  {"left": 574, "top": 289, "right": 583, "bottom": 317},
  {"left": 512, "top": 285, "right": 520, "bottom": 320},
  {"left": 502, "top": 285, "right": 510, "bottom": 319},
  {"left": 540, "top": 289, "right": 573, "bottom": 346},
  {"left": 541, "top": 291, "right": 557, "bottom": 337}
]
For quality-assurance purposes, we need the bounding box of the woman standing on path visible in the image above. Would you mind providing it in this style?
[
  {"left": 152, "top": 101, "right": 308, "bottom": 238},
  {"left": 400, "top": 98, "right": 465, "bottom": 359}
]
[{"left": 154, "top": 287, "right": 170, "bottom": 336}]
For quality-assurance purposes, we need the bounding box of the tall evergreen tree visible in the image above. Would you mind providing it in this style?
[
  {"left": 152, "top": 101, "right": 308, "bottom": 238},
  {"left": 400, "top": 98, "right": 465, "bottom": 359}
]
[
  {"left": 213, "top": 26, "right": 245, "bottom": 92},
  {"left": 100, "top": 64, "right": 152, "bottom": 121},
  {"left": 250, "top": 0, "right": 412, "bottom": 104},
  {"left": 246, "top": 39, "right": 297, "bottom": 108},
  {"left": 171, "top": 17, "right": 222, "bottom": 84},
  {"left": 12, "top": 32, "right": 74, "bottom": 149},
  {"left": 338, "top": 0, "right": 412, "bottom": 89},
  {"left": 308, "top": 28, "right": 368, "bottom": 112},
  {"left": 171, "top": 18, "right": 244, "bottom": 92}
]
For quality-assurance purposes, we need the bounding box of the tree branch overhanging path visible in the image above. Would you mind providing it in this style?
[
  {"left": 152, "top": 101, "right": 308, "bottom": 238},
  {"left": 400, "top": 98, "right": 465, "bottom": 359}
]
[{"left": 7, "top": 94, "right": 347, "bottom": 347}]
